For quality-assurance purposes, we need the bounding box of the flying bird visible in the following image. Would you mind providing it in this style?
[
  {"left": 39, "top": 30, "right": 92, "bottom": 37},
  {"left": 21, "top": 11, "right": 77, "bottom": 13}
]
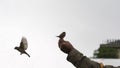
[
  {"left": 14, "top": 37, "right": 30, "bottom": 57},
  {"left": 57, "top": 32, "right": 66, "bottom": 39}
]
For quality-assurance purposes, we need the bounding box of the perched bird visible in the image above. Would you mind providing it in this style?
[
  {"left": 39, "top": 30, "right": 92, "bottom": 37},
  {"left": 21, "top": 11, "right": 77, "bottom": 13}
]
[
  {"left": 14, "top": 37, "right": 30, "bottom": 57},
  {"left": 57, "top": 32, "right": 66, "bottom": 39},
  {"left": 57, "top": 32, "right": 74, "bottom": 54}
]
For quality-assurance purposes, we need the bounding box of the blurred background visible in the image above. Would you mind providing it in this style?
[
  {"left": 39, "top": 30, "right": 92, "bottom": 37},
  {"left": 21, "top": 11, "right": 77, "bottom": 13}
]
[{"left": 0, "top": 0, "right": 120, "bottom": 68}]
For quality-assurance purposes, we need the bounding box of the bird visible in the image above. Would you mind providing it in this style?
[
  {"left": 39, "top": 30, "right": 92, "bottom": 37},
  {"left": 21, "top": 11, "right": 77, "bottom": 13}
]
[
  {"left": 57, "top": 32, "right": 66, "bottom": 48},
  {"left": 57, "top": 32, "right": 66, "bottom": 39},
  {"left": 14, "top": 37, "right": 30, "bottom": 57}
]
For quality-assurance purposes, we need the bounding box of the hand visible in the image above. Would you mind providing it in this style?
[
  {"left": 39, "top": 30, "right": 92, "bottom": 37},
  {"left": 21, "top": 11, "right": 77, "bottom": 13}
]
[
  {"left": 59, "top": 41, "right": 74, "bottom": 54},
  {"left": 57, "top": 32, "right": 74, "bottom": 54}
]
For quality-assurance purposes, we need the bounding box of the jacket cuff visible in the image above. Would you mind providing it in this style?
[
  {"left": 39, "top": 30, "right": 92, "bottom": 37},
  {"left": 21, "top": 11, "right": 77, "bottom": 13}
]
[{"left": 67, "top": 48, "right": 84, "bottom": 64}]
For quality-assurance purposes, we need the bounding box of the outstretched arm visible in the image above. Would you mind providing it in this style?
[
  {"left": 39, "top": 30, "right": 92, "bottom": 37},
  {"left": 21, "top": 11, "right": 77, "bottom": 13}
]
[
  {"left": 67, "top": 48, "right": 101, "bottom": 68},
  {"left": 58, "top": 38, "right": 101, "bottom": 68},
  {"left": 57, "top": 32, "right": 119, "bottom": 68}
]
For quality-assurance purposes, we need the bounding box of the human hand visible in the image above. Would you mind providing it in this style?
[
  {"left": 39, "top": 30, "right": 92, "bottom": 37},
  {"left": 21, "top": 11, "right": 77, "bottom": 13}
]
[
  {"left": 57, "top": 32, "right": 74, "bottom": 54},
  {"left": 59, "top": 41, "right": 74, "bottom": 54}
]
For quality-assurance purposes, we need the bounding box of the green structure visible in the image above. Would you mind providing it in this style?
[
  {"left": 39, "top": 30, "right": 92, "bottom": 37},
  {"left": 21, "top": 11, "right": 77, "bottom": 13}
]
[{"left": 94, "top": 40, "right": 120, "bottom": 58}]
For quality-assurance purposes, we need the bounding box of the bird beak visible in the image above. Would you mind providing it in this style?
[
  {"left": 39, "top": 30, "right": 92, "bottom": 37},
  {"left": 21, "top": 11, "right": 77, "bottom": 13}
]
[{"left": 14, "top": 47, "right": 17, "bottom": 49}]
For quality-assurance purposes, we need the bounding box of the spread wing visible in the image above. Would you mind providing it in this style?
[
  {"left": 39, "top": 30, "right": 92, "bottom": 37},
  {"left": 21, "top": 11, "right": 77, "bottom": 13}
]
[{"left": 20, "top": 37, "right": 28, "bottom": 50}]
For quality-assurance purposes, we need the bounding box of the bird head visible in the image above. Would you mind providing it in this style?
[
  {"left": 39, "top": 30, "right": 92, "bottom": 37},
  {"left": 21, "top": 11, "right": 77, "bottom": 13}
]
[{"left": 57, "top": 32, "right": 66, "bottom": 39}]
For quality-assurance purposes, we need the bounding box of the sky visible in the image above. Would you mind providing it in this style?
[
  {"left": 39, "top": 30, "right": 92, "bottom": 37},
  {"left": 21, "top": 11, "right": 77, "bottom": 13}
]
[{"left": 0, "top": 0, "right": 120, "bottom": 68}]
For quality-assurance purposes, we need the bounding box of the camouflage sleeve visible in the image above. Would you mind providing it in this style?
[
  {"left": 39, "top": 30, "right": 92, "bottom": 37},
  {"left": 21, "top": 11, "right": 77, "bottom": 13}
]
[
  {"left": 67, "top": 48, "right": 101, "bottom": 68},
  {"left": 104, "top": 65, "right": 120, "bottom": 68}
]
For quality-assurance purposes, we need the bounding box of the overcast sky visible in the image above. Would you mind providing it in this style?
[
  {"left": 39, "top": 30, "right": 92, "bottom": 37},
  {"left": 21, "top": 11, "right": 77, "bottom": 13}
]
[{"left": 0, "top": 0, "right": 120, "bottom": 68}]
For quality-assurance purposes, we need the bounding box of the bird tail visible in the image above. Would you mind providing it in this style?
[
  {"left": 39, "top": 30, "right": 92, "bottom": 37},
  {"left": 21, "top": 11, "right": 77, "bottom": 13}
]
[{"left": 25, "top": 52, "right": 30, "bottom": 57}]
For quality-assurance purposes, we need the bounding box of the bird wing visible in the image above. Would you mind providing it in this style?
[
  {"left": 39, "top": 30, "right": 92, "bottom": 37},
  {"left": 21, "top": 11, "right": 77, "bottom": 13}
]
[{"left": 20, "top": 37, "right": 28, "bottom": 50}]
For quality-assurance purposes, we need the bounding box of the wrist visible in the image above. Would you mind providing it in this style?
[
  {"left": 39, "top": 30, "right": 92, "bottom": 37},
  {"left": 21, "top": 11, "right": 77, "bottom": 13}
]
[{"left": 67, "top": 48, "right": 74, "bottom": 54}]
